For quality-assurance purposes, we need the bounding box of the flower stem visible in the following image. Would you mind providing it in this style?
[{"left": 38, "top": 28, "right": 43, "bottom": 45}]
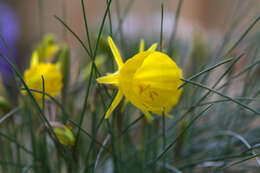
[{"left": 162, "top": 114, "right": 166, "bottom": 172}]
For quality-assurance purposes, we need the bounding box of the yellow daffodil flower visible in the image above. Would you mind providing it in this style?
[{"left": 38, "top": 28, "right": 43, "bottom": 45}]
[
  {"left": 97, "top": 37, "right": 183, "bottom": 122},
  {"left": 23, "top": 62, "right": 63, "bottom": 100}
]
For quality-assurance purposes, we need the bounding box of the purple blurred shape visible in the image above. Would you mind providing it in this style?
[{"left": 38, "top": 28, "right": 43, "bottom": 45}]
[
  {"left": 0, "top": 3, "right": 20, "bottom": 105},
  {"left": 0, "top": 3, "right": 20, "bottom": 82}
]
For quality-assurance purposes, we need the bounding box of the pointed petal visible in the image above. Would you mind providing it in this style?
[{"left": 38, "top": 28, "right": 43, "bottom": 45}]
[
  {"left": 139, "top": 39, "right": 145, "bottom": 53},
  {"left": 147, "top": 43, "right": 157, "bottom": 51},
  {"left": 107, "top": 37, "right": 124, "bottom": 68},
  {"left": 30, "top": 51, "right": 39, "bottom": 67},
  {"left": 96, "top": 72, "right": 119, "bottom": 85},
  {"left": 105, "top": 91, "right": 124, "bottom": 119},
  {"left": 141, "top": 109, "right": 154, "bottom": 123}
]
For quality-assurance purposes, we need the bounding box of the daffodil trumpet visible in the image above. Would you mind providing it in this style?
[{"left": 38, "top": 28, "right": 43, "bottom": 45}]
[{"left": 97, "top": 37, "right": 183, "bottom": 122}]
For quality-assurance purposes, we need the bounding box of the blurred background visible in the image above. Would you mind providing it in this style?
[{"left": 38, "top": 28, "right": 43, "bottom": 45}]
[{"left": 1, "top": 0, "right": 258, "bottom": 67}]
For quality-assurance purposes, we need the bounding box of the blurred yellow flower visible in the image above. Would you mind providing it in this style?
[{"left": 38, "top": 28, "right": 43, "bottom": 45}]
[
  {"left": 97, "top": 37, "right": 183, "bottom": 122},
  {"left": 53, "top": 125, "right": 75, "bottom": 147},
  {"left": 30, "top": 51, "right": 40, "bottom": 67},
  {"left": 23, "top": 63, "right": 63, "bottom": 100}
]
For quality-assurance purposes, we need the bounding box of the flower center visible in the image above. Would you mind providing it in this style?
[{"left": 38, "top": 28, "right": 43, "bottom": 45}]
[{"left": 138, "top": 84, "right": 159, "bottom": 101}]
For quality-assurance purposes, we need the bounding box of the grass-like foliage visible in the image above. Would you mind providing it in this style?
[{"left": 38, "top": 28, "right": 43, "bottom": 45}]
[{"left": 0, "top": 0, "right": 260, "bottom": 172}]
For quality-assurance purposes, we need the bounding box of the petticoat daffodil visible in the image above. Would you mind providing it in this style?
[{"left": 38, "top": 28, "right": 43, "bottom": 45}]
[
  {"left": 97, "top": 37, "right": 183, "bottom": 122},
  {"left": 23, "top": 62, "right": 63, "bottom": 100}
]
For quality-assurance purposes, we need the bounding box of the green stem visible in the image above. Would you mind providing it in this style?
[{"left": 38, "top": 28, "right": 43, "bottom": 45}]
[
  {"left": 162, "top": 115, "right": 166, "bottom": 172},
  {"left": 160, "top": 3, "right": 164, "bottom": 52}
]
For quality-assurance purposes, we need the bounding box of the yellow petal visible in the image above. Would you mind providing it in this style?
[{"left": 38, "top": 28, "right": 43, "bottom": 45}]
[
  {"left": 107, "top": 37, "right": 124, "bottom": 69},
  {"left": 96, "top": 72, "right": 119, "bottom": 85},
  {"left": 139, "top": 39, "right": 145, "bottom": 53},
  {"left": 105, "top": 90, "right": 124, "bottom": 119},
  {"left": 119, "top": 51, "right": 154, "bottom": 91},
  {"left": 30, "top": 51, "right": 39, "bottom": 67},
  {"left": 147, "top": 43, "right": 157, "bottom": 51}
]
